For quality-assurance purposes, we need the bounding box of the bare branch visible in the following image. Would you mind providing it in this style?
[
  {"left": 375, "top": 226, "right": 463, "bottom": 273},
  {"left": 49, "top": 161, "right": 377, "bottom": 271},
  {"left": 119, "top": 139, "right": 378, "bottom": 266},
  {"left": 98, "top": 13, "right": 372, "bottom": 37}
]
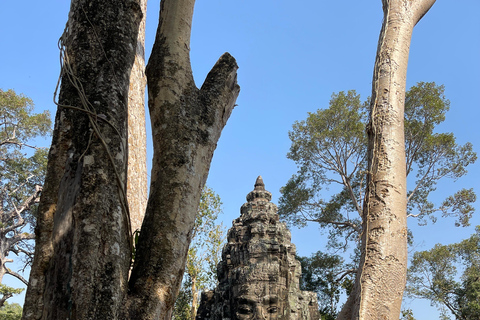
[
  {"left": 335, "top": 268, "right": 357, "bottom": 282},
  {"left": 5, "top": 268, "right": 28, "bottom": 286}
]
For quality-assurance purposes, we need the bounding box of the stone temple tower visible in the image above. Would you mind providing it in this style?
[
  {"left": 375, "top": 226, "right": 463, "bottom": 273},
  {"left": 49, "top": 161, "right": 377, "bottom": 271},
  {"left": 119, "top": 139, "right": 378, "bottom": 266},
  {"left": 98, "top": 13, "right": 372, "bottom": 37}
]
[{"left": 196, "top": 176, "right": 319, "bottom": 320}]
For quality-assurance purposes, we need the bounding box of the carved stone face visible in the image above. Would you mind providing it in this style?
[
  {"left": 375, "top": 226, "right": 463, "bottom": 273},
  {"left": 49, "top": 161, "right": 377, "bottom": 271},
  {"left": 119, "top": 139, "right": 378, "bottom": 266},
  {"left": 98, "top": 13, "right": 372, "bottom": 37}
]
[{"left": 233, "top": 282, "right": 287, "bottom": 320}]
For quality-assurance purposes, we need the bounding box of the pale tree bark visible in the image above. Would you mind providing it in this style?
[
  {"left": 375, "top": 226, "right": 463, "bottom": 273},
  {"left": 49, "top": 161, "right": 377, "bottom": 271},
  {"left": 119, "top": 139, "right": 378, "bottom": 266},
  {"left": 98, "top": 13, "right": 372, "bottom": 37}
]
[
  {"left": 191, "top": 277, "right": 198, "bottom": 320},
  {"left": 337, "top": 1, "right": 436, "bottom": 319},
  {"left": 22, "top": 0, "right": 142, "bottom": 319},
  {"left": 126, "top": 0, "right": 240, "bottom": 318},
  {"left": 127, "top": 0, "right": 148, "bottom": 234}
]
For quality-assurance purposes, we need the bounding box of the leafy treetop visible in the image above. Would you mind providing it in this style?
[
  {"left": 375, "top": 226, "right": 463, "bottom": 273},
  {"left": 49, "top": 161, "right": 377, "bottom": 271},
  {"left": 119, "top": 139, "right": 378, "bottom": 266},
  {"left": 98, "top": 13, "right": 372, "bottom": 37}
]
[{"left": 280, "top": 82, "right": 476, "bottom": 253}]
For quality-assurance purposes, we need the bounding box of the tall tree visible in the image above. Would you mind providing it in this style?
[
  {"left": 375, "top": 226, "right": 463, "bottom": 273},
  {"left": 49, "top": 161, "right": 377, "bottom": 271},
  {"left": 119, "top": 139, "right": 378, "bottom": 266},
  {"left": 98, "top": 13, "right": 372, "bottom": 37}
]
[
  {"left": 22, "top": 0, "right": 143, "bottom": 319},
  {"left": 281, "top": 83, "right": 476, "bottom": 252},
  {"left": 23, "top": 0, "right": 239, "bottom": 319},
  {"left": 0, "top": 89, "right": 51, "bottom": 306},
  {"left": 126, "top": 0, "right": 240, "bottom": 317},
  {"left": 281, "top": 82, "right": 476, "bottom": 318},
  {"left": 339, "top": 1, "right": 437, "bottom": 318}
]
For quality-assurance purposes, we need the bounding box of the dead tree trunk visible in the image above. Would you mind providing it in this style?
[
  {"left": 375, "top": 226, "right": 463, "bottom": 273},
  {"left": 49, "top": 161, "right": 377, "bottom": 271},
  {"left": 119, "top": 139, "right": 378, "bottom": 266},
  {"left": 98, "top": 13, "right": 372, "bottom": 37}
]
[
  {"left": 22, "top": 0, "right": 142, "bottom": 319},
  {"left": 337, "top": 1, "right": 436, "bottom": 319},
  {"left": 126, "top": 0, "right": 240, "bottom": 318}
]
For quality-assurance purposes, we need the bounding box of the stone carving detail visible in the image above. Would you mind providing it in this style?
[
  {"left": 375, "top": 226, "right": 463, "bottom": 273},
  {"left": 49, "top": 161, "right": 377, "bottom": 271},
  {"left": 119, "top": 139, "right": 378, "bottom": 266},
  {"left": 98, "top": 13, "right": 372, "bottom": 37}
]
[{"left": 196, "top": 176, "right": 319, "bottom": 320}]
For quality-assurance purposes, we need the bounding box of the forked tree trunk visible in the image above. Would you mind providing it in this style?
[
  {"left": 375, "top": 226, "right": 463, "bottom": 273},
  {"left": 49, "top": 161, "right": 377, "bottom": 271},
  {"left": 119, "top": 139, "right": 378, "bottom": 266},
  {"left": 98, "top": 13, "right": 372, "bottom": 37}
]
[
  {"left": 22, "top": 0, "right": 142, "bottom": 319},
  {"left": 337, "top": 1, "right": 435, "bottom": 319},
  {"left": 126, "top": 0, "right": 240, "bottom": 318},
  {"left": 127, "top": 0, "right": 148, "bottom": 234},
  {"left": 23, "top": 0, "right": 237, "bottom": 318}
]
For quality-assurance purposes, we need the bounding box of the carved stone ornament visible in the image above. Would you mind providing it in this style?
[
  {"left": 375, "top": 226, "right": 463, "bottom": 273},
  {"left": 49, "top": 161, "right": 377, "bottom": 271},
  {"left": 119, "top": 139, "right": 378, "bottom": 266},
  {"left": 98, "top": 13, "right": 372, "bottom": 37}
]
[{"left": 196, "top": 176, "right": 320, "bottom": 320}]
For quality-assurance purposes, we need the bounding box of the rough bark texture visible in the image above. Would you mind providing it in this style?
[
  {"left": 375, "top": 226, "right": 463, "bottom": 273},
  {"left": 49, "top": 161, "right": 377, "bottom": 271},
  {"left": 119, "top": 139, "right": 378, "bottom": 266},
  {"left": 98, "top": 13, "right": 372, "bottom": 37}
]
[
  {"left": 337, "top": 1, "right": 436, "bottom": 319},
  {"left": 22, "top": 98, "right": 70, "bottom": 320},
  {"left": 196, "top": 177, "right": 320, "bottom": 320},
  {"left": 22, "top": 0, "right": 142, "bottom": 319},
  {"left": 127, "top": 0, "right": 148, "bottom": 234},
  {"left": 126, "top": 0, "right": 240, "bottom": 318}
]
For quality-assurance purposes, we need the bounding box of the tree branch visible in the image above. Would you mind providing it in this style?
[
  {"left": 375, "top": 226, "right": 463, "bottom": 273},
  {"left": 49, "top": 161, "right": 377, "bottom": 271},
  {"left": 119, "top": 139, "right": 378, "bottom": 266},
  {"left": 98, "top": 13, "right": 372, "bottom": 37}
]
[
  {"left": 5, "top": 268, "right": 28, "bottom": 286},
  {"left": 199, "top": 53, "right": 240, "bottom": 128}
]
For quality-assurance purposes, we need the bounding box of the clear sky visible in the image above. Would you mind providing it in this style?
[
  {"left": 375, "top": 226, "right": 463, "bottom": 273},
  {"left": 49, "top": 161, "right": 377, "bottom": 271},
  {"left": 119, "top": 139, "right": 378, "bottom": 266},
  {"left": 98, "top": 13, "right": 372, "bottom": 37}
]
[{"left": 1, "top": 0, "right": 479, "bottom": 318}]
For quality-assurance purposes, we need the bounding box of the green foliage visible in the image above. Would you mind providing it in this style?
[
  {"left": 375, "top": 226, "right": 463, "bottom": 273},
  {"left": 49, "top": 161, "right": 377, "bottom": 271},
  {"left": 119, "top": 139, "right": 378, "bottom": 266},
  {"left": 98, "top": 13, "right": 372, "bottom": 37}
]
[
  {"left": 400, "top": 309, "right": 416, "bottom": 320},
  {"left": 405, "top": 82, "right": 477, "bottom": 227},
  {"left": 0, "top": 285, "right": 23, "bottom": 309},
  {"left": 172, "top": 282, "right": 192, "bottom": 320},
  {"left": 0, "top": 88, "right": 50, "bottom": 215},
  {"left": 0, "top": 89, "right": 51, "bottom": 144},
  {"left": 0, "top": 88, "right": 51, "bottom": 302},
  {"left": 280, "top": 83, "right": 476, "bottom": 250},
  {"left": 298, "top": 251, "right": 356, "bottom": 318},
  {"left": 0, "top": 88, "right": 51, "bottom": 223},
  {"left": 280, "top": 82, "right": 476, "bottom": 319},
  {"left": 0, "top": 286, "right": 23, "bottom": 297},
  {"left": 280, "top": 90, "right": 366, "bottom": 251},
  {"left": 187, "top": 187, "right": 225, "bottom": 289},
  {"left": 0, "top": 302, "right": 22, "bottom": 320},
  {"left": 406, "top": 227, "right": 480, "bottom": 319},
  {"left": 172, "top": 186, "right": 226, "bottom": 320}
]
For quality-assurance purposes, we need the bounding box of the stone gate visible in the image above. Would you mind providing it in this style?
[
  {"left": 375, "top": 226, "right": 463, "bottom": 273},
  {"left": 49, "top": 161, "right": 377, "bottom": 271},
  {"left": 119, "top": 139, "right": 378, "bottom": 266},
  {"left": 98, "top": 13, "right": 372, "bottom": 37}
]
[{"left": 196, "top": 176, "right": 320, "bottom": 320}]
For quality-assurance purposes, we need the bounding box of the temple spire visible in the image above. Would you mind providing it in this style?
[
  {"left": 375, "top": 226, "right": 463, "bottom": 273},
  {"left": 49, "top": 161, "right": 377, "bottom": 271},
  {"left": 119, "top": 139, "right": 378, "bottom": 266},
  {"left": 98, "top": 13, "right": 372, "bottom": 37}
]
[
  {"left": 254, "top": 175, "right": 265, "bottom": 191},
  {"left": 246, "top": 175, "right": 272, "bottom": 202}
]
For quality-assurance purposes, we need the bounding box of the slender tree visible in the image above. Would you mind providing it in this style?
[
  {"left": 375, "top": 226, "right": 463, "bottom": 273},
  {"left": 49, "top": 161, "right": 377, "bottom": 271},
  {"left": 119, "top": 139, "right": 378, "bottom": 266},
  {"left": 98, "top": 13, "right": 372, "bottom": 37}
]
[
  {"left": 337, "top": 1, "right": 436, "bottom": 319},
  {"left": 126, "top": 0, "right": 239, "bottom": 317}
]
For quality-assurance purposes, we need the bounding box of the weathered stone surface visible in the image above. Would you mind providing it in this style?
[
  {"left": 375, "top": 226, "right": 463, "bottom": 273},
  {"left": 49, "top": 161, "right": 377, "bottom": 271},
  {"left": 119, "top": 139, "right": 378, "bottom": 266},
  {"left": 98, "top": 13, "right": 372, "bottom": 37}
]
[{"left": 196, "top": 176, "right": 319, "bottom": 320}]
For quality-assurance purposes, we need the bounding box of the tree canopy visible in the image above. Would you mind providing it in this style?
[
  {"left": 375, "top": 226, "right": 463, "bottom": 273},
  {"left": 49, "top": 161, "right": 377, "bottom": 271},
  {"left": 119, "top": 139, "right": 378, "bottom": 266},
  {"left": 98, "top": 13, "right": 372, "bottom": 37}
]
[
  {"left": 298, "top": 251, "right": 356, "bottom": 319},
  {"left": 406, "top": 226, "right": 480, "bottom": 319},
  {"left": 280, "top": 82, "right": 476, "bottom": 316},
  {"left": 0, "top": 89, "right": 51, "bottom": 305},
  {"left": 0, "top": 302, "right": 22, "bottom": 320},
  {"left": 279, "top": 82, "right": 476, "bottom": 250}
]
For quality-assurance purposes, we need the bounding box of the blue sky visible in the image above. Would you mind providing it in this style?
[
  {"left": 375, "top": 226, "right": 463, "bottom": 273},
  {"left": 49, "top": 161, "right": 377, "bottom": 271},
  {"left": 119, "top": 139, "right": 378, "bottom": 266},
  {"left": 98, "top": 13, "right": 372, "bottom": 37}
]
[{"left": 1, "top": 0, "right": 479, "bottom": 318}]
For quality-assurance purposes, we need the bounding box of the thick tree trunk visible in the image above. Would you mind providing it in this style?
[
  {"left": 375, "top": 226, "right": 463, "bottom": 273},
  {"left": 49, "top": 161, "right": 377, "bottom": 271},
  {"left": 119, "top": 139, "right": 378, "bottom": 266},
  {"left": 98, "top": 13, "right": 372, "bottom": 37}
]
[
  {"left": 126, "top": 0, "right": 240, "bottom": 319},
  {"left": 22, "top": 0, "right": 142, "bottom": 319},
  {"left": 127, "top": 0, "right": 148, "bottom": 234},
  {"left": 337, "top": 1, "right": 435, "bottom": 319}
]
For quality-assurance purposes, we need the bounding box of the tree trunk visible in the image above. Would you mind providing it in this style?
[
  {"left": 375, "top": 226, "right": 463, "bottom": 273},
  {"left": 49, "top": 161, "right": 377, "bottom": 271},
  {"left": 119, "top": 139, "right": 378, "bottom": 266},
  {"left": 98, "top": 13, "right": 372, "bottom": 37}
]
[
  {"left": 22, "top": 0, "right": 142, "bottom": 319},
  {"left": 126, "top": 0, "right": 240, "bottom": 318},
  {"left": 22, "top": 88, "right": 70, "bottom": 320},
  {"left": 127, "top": 0, "right": 148, "bottom": 234},
  {"left": 191, "top": 276, "right": 198, "bottom": 320},
  {"left": 337, "top": 1, "right": 435, "bottom": 319}
]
